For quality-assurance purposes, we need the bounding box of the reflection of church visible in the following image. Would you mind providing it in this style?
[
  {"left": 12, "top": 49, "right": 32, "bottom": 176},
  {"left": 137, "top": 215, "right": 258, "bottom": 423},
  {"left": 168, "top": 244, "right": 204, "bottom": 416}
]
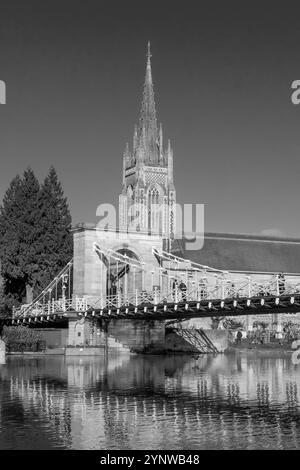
[{"left": 73, "top": 43, "right": 300, "bottom": 330}]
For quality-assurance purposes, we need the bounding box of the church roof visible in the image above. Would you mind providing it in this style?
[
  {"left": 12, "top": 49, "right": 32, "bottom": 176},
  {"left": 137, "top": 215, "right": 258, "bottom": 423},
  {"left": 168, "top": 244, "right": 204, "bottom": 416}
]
[{"left": 171, "top": 233, "right": 300, "bottom": 274}]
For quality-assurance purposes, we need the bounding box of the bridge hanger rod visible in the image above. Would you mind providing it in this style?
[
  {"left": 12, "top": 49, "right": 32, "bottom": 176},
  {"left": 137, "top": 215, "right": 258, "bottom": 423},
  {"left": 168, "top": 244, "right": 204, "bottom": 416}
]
[{"left": 94, "top": 244, "right": 293, "bottom": 290}]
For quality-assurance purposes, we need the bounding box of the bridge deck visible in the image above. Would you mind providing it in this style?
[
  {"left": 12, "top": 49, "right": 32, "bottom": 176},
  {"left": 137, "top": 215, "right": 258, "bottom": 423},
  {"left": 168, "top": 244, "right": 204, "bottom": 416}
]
[{"left": 3, "top": 293, "right": 300, "bottom": 325}]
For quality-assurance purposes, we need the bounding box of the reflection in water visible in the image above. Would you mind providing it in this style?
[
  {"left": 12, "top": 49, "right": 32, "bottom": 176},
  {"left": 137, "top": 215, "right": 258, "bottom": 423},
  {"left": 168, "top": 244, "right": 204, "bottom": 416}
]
[{"left": 0, "top": 353, "right": 300, "bottom": 449}]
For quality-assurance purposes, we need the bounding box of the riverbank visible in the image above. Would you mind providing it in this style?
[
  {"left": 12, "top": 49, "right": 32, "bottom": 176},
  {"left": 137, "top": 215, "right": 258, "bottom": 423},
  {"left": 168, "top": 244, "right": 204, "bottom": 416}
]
[
  {"left": 7, "top": 348, "right": 65, "bottom": 356},
  {"left": 226, "top": 339, "right": 294, "bottom": 355}
]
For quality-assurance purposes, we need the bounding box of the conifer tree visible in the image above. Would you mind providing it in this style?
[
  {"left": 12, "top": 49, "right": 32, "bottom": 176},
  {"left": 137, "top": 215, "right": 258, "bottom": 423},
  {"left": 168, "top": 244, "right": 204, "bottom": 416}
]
[
  {"left": 0, "top": 169, "right": 41, "bottom": 304},
  {"left": 38, "top": 166, "right": 73, "bottom": 288},
  {"left": 0, "top": 175, "right": 24, "bottom": 306},
  {"left": 0, "top": 167, "right": 73, "bottom": 307}
]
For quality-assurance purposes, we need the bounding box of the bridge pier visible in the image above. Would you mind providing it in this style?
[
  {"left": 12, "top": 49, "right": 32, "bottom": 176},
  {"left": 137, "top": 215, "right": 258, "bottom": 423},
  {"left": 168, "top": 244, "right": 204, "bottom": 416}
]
[
  {"left": 106, "top": 319, "right": 166, "bottom": 354},
  {"left": 66, "top": 318, "right": 105, "bottom": 354},
  {"left": 66, "top": 317, "right": 166, "bottom": 354},
  {"left": 65, "top": 317, "right": 229, "bottom": 355}
]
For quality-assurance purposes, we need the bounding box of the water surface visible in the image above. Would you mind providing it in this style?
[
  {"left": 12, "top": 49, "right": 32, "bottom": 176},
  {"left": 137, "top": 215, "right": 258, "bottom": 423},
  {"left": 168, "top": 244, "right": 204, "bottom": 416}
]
[{"left": 0, "top": 352, "right": 299, "bottom": 449}]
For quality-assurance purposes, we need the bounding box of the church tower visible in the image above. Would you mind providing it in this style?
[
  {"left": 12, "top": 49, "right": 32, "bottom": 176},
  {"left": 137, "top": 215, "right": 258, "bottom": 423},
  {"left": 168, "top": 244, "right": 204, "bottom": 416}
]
[{"left": 119, "top": 43, "right": 176, "bottom": 240}]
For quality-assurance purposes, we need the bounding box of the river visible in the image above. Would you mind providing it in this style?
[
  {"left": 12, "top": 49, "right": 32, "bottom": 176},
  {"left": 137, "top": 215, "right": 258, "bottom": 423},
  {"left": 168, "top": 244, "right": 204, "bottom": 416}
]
[{"left": 0, "top": 352, "right": 299, "bottom": 449}]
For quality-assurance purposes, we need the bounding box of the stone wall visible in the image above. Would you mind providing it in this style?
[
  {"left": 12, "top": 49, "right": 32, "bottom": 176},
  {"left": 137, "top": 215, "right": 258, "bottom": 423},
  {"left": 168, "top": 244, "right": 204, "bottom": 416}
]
[
  {"left": 107, "top": 319, "right": 166, "bottom": 354},
  {"left": 34, "top": 328, "right": 68, "bottom": 349},
  {"left": 66, "top": 318, "right": 166, "bottom": 354},
  {"left": 67, "top": 318, "right": 104, "bottom": 348},
  {"left": 72, "top": 226, "right": 163, "bottom": 305}
]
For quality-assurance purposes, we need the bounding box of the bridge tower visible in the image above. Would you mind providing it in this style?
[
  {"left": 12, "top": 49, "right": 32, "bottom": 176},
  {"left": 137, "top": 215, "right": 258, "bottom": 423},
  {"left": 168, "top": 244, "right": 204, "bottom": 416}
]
[
  {"left": 72, "top": 225, "right": 163, "bottom": 305},
  {"left": 70, "top": 226, "right": 165, "bottom": 353}
]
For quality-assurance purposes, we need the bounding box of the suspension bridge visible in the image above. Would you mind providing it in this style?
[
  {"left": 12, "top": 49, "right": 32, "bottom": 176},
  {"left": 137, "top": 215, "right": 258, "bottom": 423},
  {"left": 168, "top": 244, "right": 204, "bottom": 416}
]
[{"left": 5, "top": 243, "right": 300, "bottom": 327}]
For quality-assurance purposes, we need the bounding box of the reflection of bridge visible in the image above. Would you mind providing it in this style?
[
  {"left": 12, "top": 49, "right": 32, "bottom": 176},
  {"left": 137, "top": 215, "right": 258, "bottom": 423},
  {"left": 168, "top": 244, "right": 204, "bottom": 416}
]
[
  {"left": 8, "top": 244, "right": 300, "bottom": 325},
  {"left": 0, "top": 355, "right": 299, "bottom": 449}
]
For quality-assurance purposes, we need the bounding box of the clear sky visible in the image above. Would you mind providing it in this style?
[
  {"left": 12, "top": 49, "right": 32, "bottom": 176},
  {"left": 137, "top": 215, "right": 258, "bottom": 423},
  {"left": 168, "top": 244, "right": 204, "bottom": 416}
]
[{"left": 0, "top": 0, "right": 300, "bottom": 237}]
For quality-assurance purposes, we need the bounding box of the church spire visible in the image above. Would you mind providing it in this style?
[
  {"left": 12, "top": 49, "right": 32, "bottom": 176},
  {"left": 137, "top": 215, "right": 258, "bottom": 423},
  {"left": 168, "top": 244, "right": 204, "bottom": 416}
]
[
  {"left": 140, "top": 41, "right": 156, "bottom": 126},
  {"left": 139, "top": 41, "right": 158, "bottom": 163},
  {"left": 119, "top": 43, "right": 176, "bottom": 237},
  {"left": 146, "top": 41, "right": 152, "bottom": 77}
]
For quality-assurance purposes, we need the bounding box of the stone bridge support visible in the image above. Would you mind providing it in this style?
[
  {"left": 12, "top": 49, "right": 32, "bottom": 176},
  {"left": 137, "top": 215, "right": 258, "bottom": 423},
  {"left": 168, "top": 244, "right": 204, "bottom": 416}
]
[
  {"left": 66, "top": 318, "right": 105, "bottom": 351},
  {"left": 66, "top": 317, "right": 166, "bottom": 354},
  {"left": 106, "top": 319, "right": 166, "bottom": 354}
]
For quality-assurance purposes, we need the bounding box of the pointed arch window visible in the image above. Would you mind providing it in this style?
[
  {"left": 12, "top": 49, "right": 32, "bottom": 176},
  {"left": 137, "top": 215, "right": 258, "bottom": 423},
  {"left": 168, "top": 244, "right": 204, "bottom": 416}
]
[
  {"left": 149, "top": 186, "right": 160, "bottom": 205},
  {"left": 148, "top": 185, "right": 162, "bottom": 234},
  {"left": 127, "top": 185, "right": 134, "bottom": 201}
]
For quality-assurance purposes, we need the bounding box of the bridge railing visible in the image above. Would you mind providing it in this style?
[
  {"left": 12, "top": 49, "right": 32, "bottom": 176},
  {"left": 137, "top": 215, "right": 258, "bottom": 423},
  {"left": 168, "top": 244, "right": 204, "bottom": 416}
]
[
  {"left": 95, "top": 276, "right": 300, "bottom": 310},
  {"left": 11, "top": 253, "right": 300, "bottom": 321},
  {"left": 13, "top": 296, "right": 89, "bottom": 320}
]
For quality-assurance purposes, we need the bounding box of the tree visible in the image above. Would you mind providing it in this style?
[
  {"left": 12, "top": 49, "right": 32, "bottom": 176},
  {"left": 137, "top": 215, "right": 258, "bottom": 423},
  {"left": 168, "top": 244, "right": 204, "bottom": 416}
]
[
  {"left": 37, "top": 166, "right": 73, "bottom": 288},
  {"left": 0, "top": 169, "right": 41, "bottom": 304},
  {"left": 1, "top": 325, "right": 45, "bottom": 352},
  {"left": 0, "top": 167, "right": 73, "bottom": 306},
  {"left": 0, "top": 175, "right": 23, "bottom": 306}
]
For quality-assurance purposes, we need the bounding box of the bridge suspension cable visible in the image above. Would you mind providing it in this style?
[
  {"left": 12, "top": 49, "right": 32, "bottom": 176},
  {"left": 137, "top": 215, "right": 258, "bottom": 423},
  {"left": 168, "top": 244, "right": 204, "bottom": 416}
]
[
  {"left": 13, "top": 260, "right": 73, "bottom": 320},
  {"left": 10, "top": 243, "right": 300, "bottom": 323}
]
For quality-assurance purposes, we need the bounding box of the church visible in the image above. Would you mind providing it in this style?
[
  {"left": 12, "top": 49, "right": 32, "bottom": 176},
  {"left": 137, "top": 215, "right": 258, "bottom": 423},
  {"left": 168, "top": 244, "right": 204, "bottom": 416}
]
[
  {"left": 118, "top": 42, "right": 175, "bottom": 241},
  {"left": 72, "top": 43, "right": 300, "bottom": 331}
]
